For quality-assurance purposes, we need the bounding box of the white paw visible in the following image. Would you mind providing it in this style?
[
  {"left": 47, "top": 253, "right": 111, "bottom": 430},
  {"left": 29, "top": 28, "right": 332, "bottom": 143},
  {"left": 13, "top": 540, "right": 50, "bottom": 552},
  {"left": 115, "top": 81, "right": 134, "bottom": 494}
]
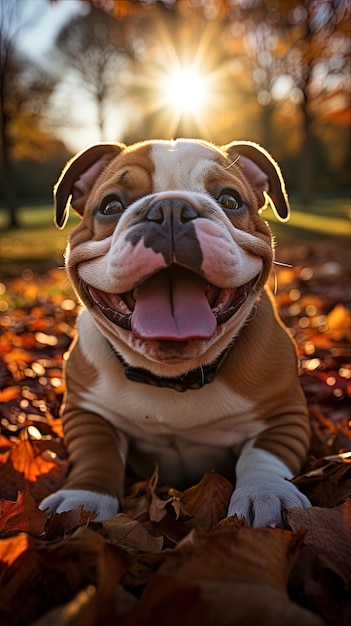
[
  {"left": 229, "top": 446, "right": 311, "bottom": 528},
  {"left": 228, "top": 478, "right": 310, "bottom": 528},
  {"left": 39, "top": 489, "right": 119, "bottom": 521}
]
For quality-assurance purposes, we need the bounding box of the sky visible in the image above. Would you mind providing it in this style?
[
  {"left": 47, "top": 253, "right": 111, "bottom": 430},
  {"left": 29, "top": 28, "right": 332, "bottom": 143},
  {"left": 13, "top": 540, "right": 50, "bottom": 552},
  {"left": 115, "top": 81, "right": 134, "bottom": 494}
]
[
  {"left": 13, "top": 0, "right": 104, "bottom": 152},
  {"left": 18, "top": 0, "right": 84, "bottom": 61},
  {"left": 15, "top": 0, "right": 144, "bottom": 152}
]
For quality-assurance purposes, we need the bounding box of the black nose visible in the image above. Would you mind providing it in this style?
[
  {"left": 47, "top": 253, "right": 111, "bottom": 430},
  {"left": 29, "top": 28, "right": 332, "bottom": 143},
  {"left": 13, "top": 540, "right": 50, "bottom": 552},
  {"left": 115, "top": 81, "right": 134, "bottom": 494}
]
[{"left": 147, "top": 198, "right": 199, "bottom": 225}]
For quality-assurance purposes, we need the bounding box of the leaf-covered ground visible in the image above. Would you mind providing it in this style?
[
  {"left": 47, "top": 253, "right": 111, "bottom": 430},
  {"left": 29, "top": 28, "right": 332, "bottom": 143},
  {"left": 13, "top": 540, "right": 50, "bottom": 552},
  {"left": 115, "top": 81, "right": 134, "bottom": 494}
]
[{"left": 0, "top": 239, "right": 350, "bottom": 626}]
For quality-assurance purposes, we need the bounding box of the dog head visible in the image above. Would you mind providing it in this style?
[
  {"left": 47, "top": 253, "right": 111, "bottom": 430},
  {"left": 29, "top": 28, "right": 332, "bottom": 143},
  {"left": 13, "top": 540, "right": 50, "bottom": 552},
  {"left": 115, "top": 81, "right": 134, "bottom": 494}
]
[{"left": 54, "top": 139, "right": 289, "bottom": 376}]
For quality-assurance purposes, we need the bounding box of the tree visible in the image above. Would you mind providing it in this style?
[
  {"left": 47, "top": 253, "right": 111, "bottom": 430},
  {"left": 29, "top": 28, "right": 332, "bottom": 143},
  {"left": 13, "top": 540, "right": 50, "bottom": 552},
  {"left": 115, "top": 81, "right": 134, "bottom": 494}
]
[
  {"left": 87, "top": 0, "right": 350, "bottom": 198},
  {"left": 0, "top": 0, "right": 57, "bottom": 228},
  {"left": 280, "top": 0, "right": 350, "bottom": 202},
  {"left": 55, "top": 6, "right": 135, "bottom": 142},
  {"left": 226, "top": 0, "right": 350, "bottom": 201}
]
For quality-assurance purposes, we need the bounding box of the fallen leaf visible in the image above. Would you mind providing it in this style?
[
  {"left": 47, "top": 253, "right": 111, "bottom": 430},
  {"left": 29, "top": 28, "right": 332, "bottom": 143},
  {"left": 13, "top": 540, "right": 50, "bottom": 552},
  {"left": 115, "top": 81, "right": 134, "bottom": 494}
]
[
  {"left": 158, "top": 524, "right": 303, "bottom": 588},
  {"left": 0, "top": 527, "right": 128, "bottom": 626},
  {"left": 0, "top": 491, "right": 48, "bottom": 537},
  {"left": 0, "top": 434, "right": 69, "bottom": 502},
  {"left": 292, "top": 454, "right": 351, "bottom": 506},
  {"left": 0, "top": 386, "right": 21, "bottom": 402},
  {"left": 178, "top": 471, "right": 233, "bottom": 530},
  {"left": 124, "top": 526, "right": 324, "bottom": 626},
  {"left": 44, "top": 506, "right": 91, "bottom": 540},
  {"left": 0, "top": 242, "right": 350, "bottom": 625},
  {"left": 0, "top": 435, "right": 14, "bottom": 453},
  {"left": 287, "top": 503, "right": 351, "bottom": 626},
  {"left": 30, "top": 585, "right": 98, "bottom": 626},
  {"left": 286, "top": 502, "right": 351, "bottom": 590},
  {"left": 95, "top": 512, "right": 164, "bottom": 554},
  {"left": 0, "top": 531, "right": 33, "bottom": 569}
]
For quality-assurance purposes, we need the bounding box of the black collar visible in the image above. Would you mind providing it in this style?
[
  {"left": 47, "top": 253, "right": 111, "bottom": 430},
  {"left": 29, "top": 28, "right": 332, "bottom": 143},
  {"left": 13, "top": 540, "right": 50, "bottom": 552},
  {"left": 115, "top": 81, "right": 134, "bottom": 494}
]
[{"left": 114, "top": 346, "right": 231, "bottom": 392}]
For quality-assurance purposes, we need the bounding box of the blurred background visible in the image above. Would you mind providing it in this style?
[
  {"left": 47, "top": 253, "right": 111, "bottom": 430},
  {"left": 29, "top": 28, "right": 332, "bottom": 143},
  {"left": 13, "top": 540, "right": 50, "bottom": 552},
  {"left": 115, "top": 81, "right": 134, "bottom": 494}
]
[{"left": 0, "top": 0, "right": 350, "bottom": 269}]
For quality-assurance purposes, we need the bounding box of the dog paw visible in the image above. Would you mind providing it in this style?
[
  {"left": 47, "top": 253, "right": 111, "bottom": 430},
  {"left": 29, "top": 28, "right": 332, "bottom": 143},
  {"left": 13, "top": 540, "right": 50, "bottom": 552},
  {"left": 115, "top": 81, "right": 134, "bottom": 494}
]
[
  {"left": 39, "top": 489, "right": 119, "bottom": 521},
  {"left": 227, "top": 479, "right": 311, "bottom": 528}
]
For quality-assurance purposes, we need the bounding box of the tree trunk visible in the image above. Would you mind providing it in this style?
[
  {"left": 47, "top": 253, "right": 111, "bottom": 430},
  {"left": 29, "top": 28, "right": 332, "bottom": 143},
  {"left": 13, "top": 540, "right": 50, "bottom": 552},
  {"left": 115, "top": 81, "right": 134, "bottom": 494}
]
[
  {"left": 260, "top": 103, "right": 275, "bottom": 152},
  {"left": 0, "top": 109, "right": 20, "bottom": 229},
  {"left": 298, "top": 87, "right": 314, "bottom": 205}
]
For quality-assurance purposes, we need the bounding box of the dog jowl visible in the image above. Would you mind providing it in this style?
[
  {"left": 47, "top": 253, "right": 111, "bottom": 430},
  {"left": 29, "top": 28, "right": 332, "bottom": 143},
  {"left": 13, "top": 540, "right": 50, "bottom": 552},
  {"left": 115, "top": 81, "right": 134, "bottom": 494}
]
[{"left": 40, "top": 139, "right": 311, "bottom": 527}]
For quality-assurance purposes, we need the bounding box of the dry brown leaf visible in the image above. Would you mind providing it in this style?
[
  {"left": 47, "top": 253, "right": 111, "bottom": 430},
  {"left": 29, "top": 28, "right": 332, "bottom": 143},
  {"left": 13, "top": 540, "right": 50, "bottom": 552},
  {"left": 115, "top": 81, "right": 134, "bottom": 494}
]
[
  {"left": 124, "top": 465, "right": 164, "bottom": 521},
  {"left": 123, "top": 465, "right": 189, "bottom": 526},
  {"left": 124, "top": 527, "right": 324, "bottom": 626},
  {"left": 44, "top": 506, "right": 91, "bottom": 540},
  {"left": 95, "top": 512, "right": 164, "bottom": 554},
  {"left": 178, "top": 471, "right": 233, "bottom": 530},
  {"left": 30, "top": 586, "right": 98, "bottom": 626},
  {"left": 0, "top": 527, "right": 128, "bottom": 626},
  {"left": 287, "top": 503, "right": 351, "bottom": 625},
  {"left": 125, "top": 577, "right": 325, "bottom": 626},
  {"left": 158, "top": 524, "right": 303, "bottom": 588},
  {"left": 124, "top": 550, "right": 168, "bottom": 589},
  {"left": 286, "top": 501, "right": 351, "bottom": 590},
  {"left": 0, "top": 491, "right": 48, "bottom": 537},
  {"left": 292, "top": 455, "right": 351, "bottom": 506}
]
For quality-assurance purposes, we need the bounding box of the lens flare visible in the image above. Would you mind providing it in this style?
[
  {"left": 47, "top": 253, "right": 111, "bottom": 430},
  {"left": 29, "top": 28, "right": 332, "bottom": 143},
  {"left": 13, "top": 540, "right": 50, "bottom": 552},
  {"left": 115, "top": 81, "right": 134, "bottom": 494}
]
[
  {"left": 164, "top": 68, "right": 207, "bottom": 114},
  {"left": 133, "top": 20, "right": 231, "bottom": 139}
]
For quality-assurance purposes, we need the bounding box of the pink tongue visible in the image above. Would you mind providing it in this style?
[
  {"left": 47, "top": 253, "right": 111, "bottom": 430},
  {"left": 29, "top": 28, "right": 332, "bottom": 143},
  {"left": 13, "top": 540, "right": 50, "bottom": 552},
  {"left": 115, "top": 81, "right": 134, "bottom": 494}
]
[{"left": 131, "top": 268, "right": 217, "bottom": 341}]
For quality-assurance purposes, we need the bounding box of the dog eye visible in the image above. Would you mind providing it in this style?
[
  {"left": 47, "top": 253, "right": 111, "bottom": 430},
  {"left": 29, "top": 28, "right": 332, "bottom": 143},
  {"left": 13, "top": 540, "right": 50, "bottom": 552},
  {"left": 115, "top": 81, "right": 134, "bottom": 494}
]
[
  {"left": 218, "top": 190, "right": 242, "bottom": 211},
  {"left": 99, "top": 195, "right": 125, "bottom": 216}
]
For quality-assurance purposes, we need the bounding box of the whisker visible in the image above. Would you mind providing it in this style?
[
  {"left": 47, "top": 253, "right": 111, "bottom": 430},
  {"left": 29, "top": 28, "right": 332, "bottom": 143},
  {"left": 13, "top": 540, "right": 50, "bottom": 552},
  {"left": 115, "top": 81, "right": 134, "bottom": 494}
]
[
  {"left": 272, "top": 268, "right": 278, "bottom": 295},
  {"left": 273, "top": 261, "right": 293, "bottom": 268},
  {"left": 225, "top": 155, "right": 240, "bottom": 170}
]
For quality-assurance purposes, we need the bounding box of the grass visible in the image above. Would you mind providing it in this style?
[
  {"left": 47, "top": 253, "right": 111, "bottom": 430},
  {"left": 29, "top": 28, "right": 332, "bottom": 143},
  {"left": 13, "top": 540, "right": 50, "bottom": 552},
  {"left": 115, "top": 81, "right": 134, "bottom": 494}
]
[
  {"left": 0, "top": 206, "right": 80, "bottom": 274},
  {"left": 267, "top": 197, "right": 351, "bottom": 241},
  {"left": 0, "top": 198, "right": 350, "bottom": 275}
]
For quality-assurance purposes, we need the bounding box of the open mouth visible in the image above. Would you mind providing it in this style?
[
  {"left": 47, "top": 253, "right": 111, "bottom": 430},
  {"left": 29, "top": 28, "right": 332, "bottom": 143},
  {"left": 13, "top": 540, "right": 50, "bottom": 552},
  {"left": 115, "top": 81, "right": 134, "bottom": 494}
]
[{"left": 87, "top": 267, "right": 258, "bottom": 341}]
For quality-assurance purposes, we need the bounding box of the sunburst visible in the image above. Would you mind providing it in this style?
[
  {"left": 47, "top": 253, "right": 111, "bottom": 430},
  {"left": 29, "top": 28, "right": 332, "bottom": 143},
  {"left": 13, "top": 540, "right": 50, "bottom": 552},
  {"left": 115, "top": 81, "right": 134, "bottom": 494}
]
[{"left": 135, "top": 20, "right": 228, "bottom": 138}]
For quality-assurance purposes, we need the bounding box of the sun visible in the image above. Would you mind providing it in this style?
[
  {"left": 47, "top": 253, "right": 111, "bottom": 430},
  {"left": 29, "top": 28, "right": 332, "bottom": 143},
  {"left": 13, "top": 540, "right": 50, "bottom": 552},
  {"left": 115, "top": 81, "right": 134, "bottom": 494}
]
[
  {"left": 164, "top": 67, "right": 208, "bottom": 115},
  {"left": 136, "top": 21, "right": 229, "bottom": 138}
]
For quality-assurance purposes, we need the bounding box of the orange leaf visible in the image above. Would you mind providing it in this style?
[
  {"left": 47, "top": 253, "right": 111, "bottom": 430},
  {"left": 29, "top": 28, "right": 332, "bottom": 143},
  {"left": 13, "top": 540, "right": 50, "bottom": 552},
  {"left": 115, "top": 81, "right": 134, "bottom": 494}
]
[
  {"left": 11, "top": 437, "right": 61, "bottom": 482},
  {"left": 0, "top": 491, "right": 48, "bottom": 537},
  {"left": 0, "top": 386, "right": 21, "bottom": 403},
  {"left": 0, "top": 532, "right": 33, "bottom": 568},
  {"left": 0, "top": 436, "right": 69, "bottom": 502},
  {"left": 0, "top": 435, "right": 14, "bottom": 452}
]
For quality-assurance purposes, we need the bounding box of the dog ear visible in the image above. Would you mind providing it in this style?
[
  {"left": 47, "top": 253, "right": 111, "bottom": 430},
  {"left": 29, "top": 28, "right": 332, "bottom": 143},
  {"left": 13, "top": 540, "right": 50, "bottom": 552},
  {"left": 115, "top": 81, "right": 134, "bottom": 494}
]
[
  {"left": 223, "top": 141, "right": 290, "bottom": 222},
  {"left": 54, "top": 143, "right": 125, "bottom": 229}
]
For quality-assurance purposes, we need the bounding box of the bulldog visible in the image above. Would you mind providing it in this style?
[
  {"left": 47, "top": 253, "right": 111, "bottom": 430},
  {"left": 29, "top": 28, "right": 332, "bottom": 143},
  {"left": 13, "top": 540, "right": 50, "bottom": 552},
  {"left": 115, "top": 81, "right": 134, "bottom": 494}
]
[{"left": 40, "top": 138, "right": 311, "bottom": 527}]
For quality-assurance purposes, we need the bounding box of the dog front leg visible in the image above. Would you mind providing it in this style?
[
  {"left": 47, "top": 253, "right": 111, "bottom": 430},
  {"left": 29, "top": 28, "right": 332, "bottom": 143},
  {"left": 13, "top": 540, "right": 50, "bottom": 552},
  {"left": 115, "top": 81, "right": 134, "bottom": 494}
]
[
  {"left": 228, "top": 441, "right": 310, "bottom": 528},
  {"left": 40, "top": 410, "right": 127, "bottom": 520}
]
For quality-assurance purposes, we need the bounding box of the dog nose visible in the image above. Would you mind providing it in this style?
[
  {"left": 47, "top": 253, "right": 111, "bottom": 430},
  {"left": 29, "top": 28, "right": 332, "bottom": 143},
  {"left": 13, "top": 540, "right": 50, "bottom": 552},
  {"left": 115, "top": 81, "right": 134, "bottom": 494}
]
[{"left": 147, "top": 198, "right": 199, "bottom": 225}]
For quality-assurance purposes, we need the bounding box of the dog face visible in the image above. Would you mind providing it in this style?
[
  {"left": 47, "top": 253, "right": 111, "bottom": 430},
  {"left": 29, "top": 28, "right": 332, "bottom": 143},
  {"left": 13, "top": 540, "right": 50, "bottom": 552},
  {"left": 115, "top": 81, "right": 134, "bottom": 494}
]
[{"left": 55, "top": 139, "right": 289, "bottom": 375}]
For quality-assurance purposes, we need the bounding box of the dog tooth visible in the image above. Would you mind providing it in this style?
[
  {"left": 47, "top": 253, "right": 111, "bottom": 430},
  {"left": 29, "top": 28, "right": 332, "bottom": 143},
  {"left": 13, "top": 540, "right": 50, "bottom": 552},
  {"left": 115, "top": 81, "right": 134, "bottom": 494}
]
[{"left": 132, "top": 287, "right": 139, "bottom": 301}]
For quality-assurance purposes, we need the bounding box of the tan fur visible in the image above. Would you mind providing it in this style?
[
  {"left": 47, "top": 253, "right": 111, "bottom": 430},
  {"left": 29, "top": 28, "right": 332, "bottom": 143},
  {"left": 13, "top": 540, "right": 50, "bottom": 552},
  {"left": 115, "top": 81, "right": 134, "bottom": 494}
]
[{"left": 43, "top": 138, "right": 310, "bottom": 526}]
